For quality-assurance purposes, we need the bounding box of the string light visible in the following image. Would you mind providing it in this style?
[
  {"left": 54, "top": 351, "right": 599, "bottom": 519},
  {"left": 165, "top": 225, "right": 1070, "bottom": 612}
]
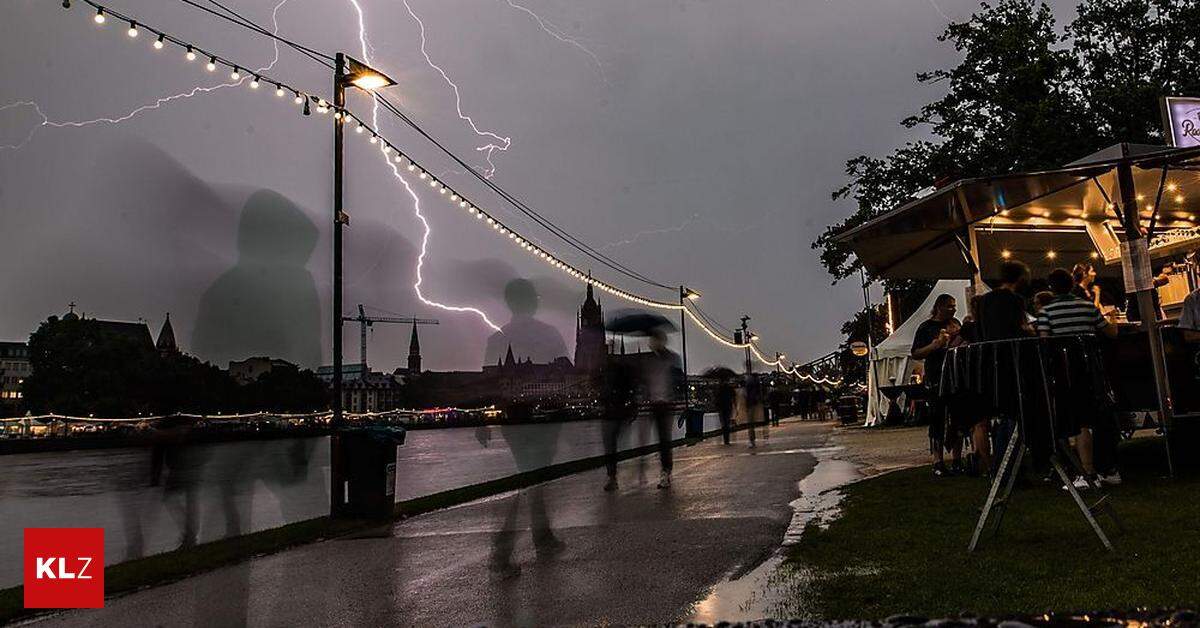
[{"left": 48, "top": 0, "right": 829, "bottom": 384}]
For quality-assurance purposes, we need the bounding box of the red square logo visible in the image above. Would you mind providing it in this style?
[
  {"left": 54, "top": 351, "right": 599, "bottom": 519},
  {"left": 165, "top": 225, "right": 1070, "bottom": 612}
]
[{"left": 23, "top": 528, "right": 104, "bottom": 609}]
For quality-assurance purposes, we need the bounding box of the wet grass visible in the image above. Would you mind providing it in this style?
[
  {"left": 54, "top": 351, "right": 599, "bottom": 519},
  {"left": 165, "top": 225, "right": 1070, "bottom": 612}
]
[{"left": 784, "top": 434, "right": 1200, "bottom": 619}]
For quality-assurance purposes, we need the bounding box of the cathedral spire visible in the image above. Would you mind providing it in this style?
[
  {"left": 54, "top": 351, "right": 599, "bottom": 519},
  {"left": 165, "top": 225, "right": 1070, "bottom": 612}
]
[
  {"left": 156, "top": 313, "right": 177, "bottom": 354},
  {"left": 407, "top": 322, "right": 422, "bottom": 373}
]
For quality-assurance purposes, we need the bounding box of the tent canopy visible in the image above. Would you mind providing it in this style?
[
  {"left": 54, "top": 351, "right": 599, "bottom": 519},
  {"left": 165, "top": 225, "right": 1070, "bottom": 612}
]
[
  {"left": 836, "top": 144, "right": 1200, "bottom": 281},
  {"left": 874, "top": 279, "right": 979, "bottom": 360}
]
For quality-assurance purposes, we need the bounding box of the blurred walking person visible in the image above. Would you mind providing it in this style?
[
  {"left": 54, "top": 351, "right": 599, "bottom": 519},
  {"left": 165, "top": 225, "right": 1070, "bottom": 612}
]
[
  {"left": 600, "top": 358, "right": 639, "bottom": 491},
  {"left": 644, "top": 327, "right": 683, "bottom": 488},
  {"left": 713, "top": 371, "right": 737, "bottom": 445}
]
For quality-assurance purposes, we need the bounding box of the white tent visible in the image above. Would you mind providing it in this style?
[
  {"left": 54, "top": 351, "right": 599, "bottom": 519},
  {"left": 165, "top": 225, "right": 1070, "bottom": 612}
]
[{"left": 864, "top": 279, "right": 981, "bottom": 426}]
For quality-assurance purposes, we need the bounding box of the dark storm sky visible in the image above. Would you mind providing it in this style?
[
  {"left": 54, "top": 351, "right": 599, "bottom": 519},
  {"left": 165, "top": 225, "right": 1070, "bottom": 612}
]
[{"left": 0, "top": 0, "right": 1069, "bottom": 372}]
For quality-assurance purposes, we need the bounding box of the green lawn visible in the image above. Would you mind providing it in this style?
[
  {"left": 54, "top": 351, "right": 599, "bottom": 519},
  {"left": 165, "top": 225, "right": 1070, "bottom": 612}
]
[{"left": 784, "top": 436, "right": 1200, "bottom": 619}]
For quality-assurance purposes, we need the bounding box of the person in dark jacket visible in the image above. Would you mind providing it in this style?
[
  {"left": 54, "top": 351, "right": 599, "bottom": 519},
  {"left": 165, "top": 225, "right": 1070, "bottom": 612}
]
[{"left": 714, "top": 374, "right": 737, "bottom": 445}]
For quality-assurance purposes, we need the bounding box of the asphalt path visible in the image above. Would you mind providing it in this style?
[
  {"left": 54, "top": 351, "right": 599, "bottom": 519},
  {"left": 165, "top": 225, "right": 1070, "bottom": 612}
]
[{"left": 36, "top": 420, "right": 833, "bottom": 627}]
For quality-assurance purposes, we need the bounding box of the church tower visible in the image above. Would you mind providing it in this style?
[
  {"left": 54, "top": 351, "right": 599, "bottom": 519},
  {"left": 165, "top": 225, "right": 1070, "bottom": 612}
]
[
  {"left": 574, "top": 279, "right": 608, "bottom": 373},
  {"left": 156, "top": 313, "right": 178, "bottom": 355},
  {"left": 407, "top": 322, "right": 422, "bottom": 373}
]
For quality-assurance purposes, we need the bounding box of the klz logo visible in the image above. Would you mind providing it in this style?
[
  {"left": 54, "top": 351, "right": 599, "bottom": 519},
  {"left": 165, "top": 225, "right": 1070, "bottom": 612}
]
[{"left": 24, "top": 528, "right": 104, "bottom": 609}]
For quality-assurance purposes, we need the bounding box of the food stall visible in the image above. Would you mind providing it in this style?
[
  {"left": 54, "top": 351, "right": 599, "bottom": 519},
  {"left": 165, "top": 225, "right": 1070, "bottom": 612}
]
[{"left": 835, "top": 141, "right": 1200, "bottom": 474}]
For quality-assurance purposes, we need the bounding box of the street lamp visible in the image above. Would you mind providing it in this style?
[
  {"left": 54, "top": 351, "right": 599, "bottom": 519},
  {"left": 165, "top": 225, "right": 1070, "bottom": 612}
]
[
  {"left": 331, "top": 53, "right": 397, "bottom": 517},
  {"left": 678, "top": 286, "right": 700, "bottom": 410},
  {"left": 332, "top": 53, "right": 398, "bottom": 430}
]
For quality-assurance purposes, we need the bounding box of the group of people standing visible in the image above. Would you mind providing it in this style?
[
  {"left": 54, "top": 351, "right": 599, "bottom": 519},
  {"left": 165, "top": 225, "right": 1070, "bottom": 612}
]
[{"left": 911, "top": 259, "right": 1121, "bottom": 489}]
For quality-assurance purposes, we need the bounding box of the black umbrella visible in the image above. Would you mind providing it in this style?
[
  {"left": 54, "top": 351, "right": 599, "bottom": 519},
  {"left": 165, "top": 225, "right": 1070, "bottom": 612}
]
[
  {"left": 605, "top": 309, "right": 677, "bottom": 336},
  {"left": 702, "top": 366, "right": 738, "bottom": 380}
]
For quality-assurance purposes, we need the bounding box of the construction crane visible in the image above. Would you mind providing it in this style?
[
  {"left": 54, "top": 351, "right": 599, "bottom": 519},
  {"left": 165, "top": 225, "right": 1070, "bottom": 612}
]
[{"left": 342, "top": 304, "right": 439, "bottom": 376}]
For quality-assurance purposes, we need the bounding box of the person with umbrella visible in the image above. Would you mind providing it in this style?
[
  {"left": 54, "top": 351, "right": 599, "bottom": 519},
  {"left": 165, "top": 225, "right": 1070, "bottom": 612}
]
[{"left": 607, "top": 310, "right": 683, "bottom": 489}]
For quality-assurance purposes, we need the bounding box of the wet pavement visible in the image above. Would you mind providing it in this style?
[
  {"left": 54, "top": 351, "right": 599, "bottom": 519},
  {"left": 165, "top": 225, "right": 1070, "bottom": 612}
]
[{"left": 33, "top": 420, "right": 835, "bottom": 627}]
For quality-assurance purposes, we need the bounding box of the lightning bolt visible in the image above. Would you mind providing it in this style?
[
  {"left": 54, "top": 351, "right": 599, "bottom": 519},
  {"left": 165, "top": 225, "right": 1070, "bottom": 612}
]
[
  {"left": 502, "top": 0, "right": 607, "bottom": 85},
  {"left": 0, "top": 0, "right": 292, "bottom": 152},
  {"left": 347, "top": 0, "right": 503, "bottom": 331},
  {"left": 598, "top": 213, "right": 702, "bottom": 251},
  {"left": 399, "top": 0, "right": 511, "bottom": 179}
]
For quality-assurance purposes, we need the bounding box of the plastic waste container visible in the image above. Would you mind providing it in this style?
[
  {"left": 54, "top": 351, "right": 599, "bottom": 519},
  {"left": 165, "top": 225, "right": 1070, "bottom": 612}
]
[
  {"left": 682, "top": 408, "right": 706, "bottom": 439},
  {"left": 331, "top": 426, "right": 406, "bottom": 519}
]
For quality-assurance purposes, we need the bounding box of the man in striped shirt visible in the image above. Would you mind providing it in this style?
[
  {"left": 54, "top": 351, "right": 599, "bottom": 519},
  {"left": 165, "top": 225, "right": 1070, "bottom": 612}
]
[{"left": 1037, "top": 268, "right": 1118, "bottom": 489}]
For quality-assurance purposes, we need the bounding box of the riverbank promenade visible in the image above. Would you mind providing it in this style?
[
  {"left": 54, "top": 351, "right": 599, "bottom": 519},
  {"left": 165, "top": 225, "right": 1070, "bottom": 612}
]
[{"left": 36, "top": 420, "right": 837, "bottom": 627}]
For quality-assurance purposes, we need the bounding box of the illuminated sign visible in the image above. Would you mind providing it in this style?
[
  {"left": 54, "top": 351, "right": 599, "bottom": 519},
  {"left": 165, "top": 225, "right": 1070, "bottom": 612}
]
[{"left": 1161, "top": 97, "right": 1200, "bottom": 147}]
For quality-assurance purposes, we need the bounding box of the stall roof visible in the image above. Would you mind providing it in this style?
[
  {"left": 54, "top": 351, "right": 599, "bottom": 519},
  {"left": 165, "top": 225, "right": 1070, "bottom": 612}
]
[{"left": 835, "top": 144, "right": 1200, "bottom": 280}]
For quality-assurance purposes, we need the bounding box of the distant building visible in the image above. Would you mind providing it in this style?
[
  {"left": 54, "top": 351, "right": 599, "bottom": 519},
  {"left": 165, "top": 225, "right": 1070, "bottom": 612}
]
[
  {"left": 228, "top": 356, "right": 297, "bottom": 385},
  {"left": 574, "top": 281, "right": 606, "bottom": 375},
  {"left": 0, "top": 341, "right": 30, "bottom": 411},
  {"left": 342, "top": 372, "right": 404, "bottom": 413},
  {"left": 407, "top": 322, "right": 422, "bottom": 374},
  {"left": 60, "top": 304, "right": 156, "bottom": 353},
  {"left": 316, "top": 363, "right": 367, "bottom": 383},
  {"left": 156, "top": 313, "right": 178, "bottom": 355}
]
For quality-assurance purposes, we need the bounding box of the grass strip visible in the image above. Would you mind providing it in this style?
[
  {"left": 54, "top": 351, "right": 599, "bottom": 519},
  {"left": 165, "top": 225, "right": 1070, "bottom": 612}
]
[{"left": 783, "top": 435, "right": 1200, "bottom": 619}]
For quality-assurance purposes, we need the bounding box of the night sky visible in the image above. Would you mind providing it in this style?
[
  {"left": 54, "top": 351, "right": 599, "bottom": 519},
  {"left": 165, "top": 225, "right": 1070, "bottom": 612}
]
[{"left": 0, "top": 0, "right": 1067, "bottom": 373}]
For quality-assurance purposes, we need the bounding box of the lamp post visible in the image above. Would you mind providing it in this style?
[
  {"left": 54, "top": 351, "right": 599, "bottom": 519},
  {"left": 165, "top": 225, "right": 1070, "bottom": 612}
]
[
  {"left": 679, "top": 286, "right": 700, "bottom": 409},
  {"left": 330, "top": 53, "right": 398, "bottom": 517}
]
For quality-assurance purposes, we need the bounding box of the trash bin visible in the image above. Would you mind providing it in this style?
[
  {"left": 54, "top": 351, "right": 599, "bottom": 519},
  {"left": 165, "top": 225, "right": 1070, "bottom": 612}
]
[
  {"left": 331, "top": 426, "right": 406, "bottom": 519},
  {"left": 682, "top": 408, "right": 706, "bottom": 439}
]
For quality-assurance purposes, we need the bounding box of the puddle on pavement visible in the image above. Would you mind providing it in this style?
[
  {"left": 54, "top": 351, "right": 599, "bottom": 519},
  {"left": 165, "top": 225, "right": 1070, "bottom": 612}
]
[{"left": 687, "top": 445, "right": 865, "bottom": 623}]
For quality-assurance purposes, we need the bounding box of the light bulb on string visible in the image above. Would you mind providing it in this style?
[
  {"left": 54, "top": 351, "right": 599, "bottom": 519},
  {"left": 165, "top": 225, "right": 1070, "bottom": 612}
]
[
  {"left": 250, "top": 75, "right": 260, "bottom": 89},
  {"left": 230, "top": 67, "right": 241, "bottom": 81},
  {"left": 393, "top": 154, "right": 403, "bottom": 163},
  {"left": 293, "top": 91, "right": 303, "bottom": 104},
  {"left": 93, "top": 7, "right": 105, "bottom": 23},
  {"left": 185, "top": 46, "right": 196, "bottom": 61},
  {"left": 153, "top": 34, "right": 164, "bottom": 50},
  {"left": 275, "top": 85, "right": 285, "bottom": 97},
  {"left": 429, "top": 179, "right": 439, "bottom": 188},
  {"left": 207, "top": 57, "right": 217, "bottom": 72},
  {"left": 369, "top": 135, "right": 378, "bottom": 145},
  {"left": 355, "top": 123, "right": 364, "bottom": 134},
  {"left": 418, "top": 171, "right": 428, "bottom": 180},
  {"left": 406, "top": 164, "right": 416, "bottom": 172},
  {"left": 332, "top": 111, "right": 342, "bottom": 120},
  {"left": 127, "top": 21, "right": 138, "bottom": 37}
]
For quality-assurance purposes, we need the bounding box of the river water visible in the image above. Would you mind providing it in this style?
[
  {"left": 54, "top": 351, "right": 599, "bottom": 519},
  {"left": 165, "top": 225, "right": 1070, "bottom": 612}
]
[{"left": 0, "top": 414, "right": 718, "bottom": 588}]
